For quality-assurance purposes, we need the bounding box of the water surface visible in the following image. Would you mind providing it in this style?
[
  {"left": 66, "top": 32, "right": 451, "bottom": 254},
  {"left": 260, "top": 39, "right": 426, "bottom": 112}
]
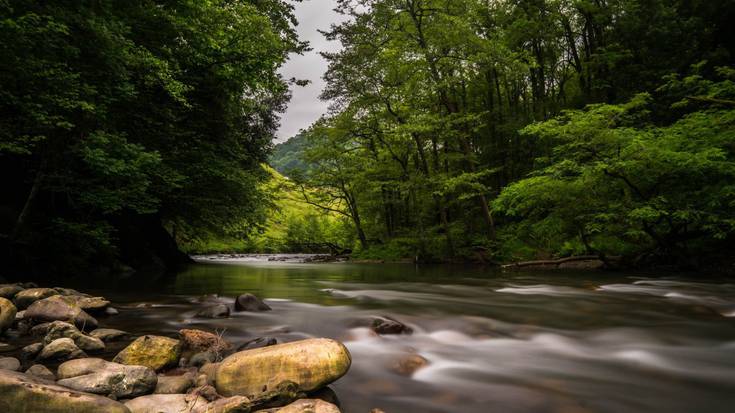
[{"left": 104, "top": 256, "right": 735, "bottom": 413}]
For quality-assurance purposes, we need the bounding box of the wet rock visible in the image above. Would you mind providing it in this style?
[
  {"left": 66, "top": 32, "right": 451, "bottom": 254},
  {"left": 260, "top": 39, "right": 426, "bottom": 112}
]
[
  {"left": 189, "top": 384, "right": 220, "bottom": 401},
  {"left": 199, "top": 362, "right": 220, "bottom": 386},
  {"left": 266, "top": 399, "right": 341, "bottom": 413},
  {"left": 106, "top": 306, "right": 120, "bottom": 316},
  {"left": 200, "top": 395, "right": 252, "bottom": 413},
  {"left": 53, "top": 287, "right": 88, "bottom": 297},
  {"left": 0, "top": 369, "right": 131, "bottom": 412},
  {"left": 30, "top": 322, "right": 52, "bottom": 337},
  {"left": 114, "top": 335, "right": 182, "bottom": 372},
  {"left": 13, "top": 288, "right": 59, "bottom": 309},
  {"left": 38, "top": 337, "right": 86, "bottom": 361},
  {"left": 43, "top": 320, "right": 105, "bottom": 352},
  {"left": 25, "top": 295, "right": 98, "bottom": 330},
  {"left": 25, "top": 364, "right": 55, "bottom": 381},
  {"left": 196, "top": 303, "right": 231, "bottom": 318},
  {"left": 0, "top": 357, "right": 20, "bottom": 371},
  {"left": 0, "top": 297, "right": 17, "bottom": 332},
  {"left": 359, "top": 316, "right": 413, "bottom": 335},
  {"left": 234, "top": 293, "right": 271, "bottom": 312},
  {"left": 215, "top": 338, "right": 351, "bottom": 397},
  {"left": 21, "top": 342, "right": 44, "bottom": 359},
  {"left": 0, "top": 342, "right": 13, "bottom": 352},
  {"left": 90, "top": 328, "right": 131, "bottom": 342},
  {"left": 236, "top": 336, "right": 278, "bottom": 351},
  {"left": 180, "top": 329, "right": 232, "bottom": 354},
  {"left": 0, "top": 284, "right": 23, "bottom": 299},
  {"left": 57, "top": 359, "right": 157, "bottom": 399},
  {"left": 124, "top": 394, "right": 208, "bottom": 413},
  {"left": 389, "top": 354, "right": 429, "bottom": 376},
  {"left": 75, "top": 296, "right": 111, "bottom": 313},
  {"left": 189, "top": 351, "right": 218, "bottom": 367},
  {"left": 57, "top": 358, "right": 109, "bottom": 379},
  {"left": 309, "top": 387, "right": 340, "bottom": 407},
  {"left": 154, "top": 373, "right": 195, "bottom": 394}
]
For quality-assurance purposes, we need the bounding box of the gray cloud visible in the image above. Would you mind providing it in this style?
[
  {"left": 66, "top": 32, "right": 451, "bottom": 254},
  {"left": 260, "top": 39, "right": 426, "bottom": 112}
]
[{"left": 276, "top": 0, "right": 345, "bottom": 142}]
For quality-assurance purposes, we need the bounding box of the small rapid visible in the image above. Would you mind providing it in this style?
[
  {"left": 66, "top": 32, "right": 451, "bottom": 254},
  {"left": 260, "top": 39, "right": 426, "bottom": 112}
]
[{"left": 95, "top": 257, "right": 735, "bottom": 413}]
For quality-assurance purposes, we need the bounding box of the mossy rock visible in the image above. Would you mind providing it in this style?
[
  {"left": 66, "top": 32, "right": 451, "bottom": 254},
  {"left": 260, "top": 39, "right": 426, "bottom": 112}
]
[
  {"left": 13, "top": 288, "right": 58, "bottom": 309},
  {"left": 0, "top": 369, "right": 131, "bottom": 413},
  {"left": 216, "top": 338, "right": 351, "bottom": 398},
  {"left": 113, "top": 335, "right": 182, "bottom": 372}
]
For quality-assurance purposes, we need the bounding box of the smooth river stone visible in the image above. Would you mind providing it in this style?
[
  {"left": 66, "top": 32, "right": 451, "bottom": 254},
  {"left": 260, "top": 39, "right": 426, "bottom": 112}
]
[
  {"left": 215, "top": 338, "right": 351, "bottom": 397},
  {"left": 0, "top": 369, "right": 131, "bottom": 413},
  {"left": 0, "top": 297, "right": 16, "bottom": 332}
]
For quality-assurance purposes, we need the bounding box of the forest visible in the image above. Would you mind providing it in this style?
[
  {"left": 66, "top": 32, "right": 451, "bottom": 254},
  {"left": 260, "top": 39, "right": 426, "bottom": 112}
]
[{"left": 2, "top": 0, "right": 735, "bottom": 278}]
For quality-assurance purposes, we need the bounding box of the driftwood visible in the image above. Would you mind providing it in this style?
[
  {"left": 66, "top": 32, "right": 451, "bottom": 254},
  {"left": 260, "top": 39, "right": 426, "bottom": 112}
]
[{"left": 502, "top": 255, "right": 602, "bottom": 270}]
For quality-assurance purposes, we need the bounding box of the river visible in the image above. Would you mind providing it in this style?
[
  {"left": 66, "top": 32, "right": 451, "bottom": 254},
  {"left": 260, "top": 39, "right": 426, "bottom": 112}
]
[{"left": 98, "top": 255, "right": 735, "bottom": 413}]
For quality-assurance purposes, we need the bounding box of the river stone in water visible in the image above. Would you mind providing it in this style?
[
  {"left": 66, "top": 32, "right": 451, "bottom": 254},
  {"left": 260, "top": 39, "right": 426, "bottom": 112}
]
[
  {"left": 25, "top": 295, "right": 98, "bottom": 330},
  {"left": 180, "top": 329, "right": 232, "bottom": 354},
  {"left": 26, "top": 364, "right": 55, "bottom": 381},
  {"left": 38, "top": 337, "right": 86, "bottom": 361},
  {"left": 13, "top": 288, "right": 59, "bottom": 309},
  {"left": 90, "top": 328, "right": 130, "bottom": 342},
  {"left": 0, "top": 297, "right": 16, "bottom": 332},
  {"left": 154, "top": 373, "right": 195, "bottom": 394},
  {"left": 57, "top": 360, "right": 157, "bottom": 399},
  {"left": 124, "top": 394, "right": 208, "bottom": 413},
  {"left": 114, "top": 335, "right": 182, "bottom": 372},
  {"left": 0, "top": 369, "right": 131, "bottom": 413},
  {"left": 236, "top": 336, "right": 278, "bottom": 352},
  {"left": 0, "top": 357, "right": 21, "bottom": 371},
  {"left": 234, "top": 293, "right": 271, "bottom": 312},
  {"left": 216, "top": 338, "right": 351, "bottom": 397},
  {"left": 0, "top": 284, "right": 23, "bottom": 299},
  {"left": 196, "top": 303, "right": 231, "bottom": 318}
]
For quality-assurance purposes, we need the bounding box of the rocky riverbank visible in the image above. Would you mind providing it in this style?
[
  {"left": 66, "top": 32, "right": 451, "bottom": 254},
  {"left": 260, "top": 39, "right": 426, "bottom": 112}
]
[{"left": 0, "top": 283, "right": 360, "bottom": 413}]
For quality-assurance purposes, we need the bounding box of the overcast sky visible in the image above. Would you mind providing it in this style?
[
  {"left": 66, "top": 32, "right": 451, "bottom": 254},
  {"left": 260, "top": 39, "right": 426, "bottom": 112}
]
[{"left": 276, "top": 1, "right": 345, "bottom": 142}]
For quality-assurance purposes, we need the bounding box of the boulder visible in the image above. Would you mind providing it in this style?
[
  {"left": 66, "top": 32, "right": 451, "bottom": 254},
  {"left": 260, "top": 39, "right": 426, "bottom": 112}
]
[
  {"left": 236, "top": 337, "right": 278, "bottom": 352},
  {"left": 38, "top": 337, "right": 86, "bottom": 361},
  {"left": 114, "top": 335, "right": 182, "bottom": 372},
  {"left": 180, "top": 329, "right": 232, "bottom": 353},
  {"left": 0, "top": 369, "right": 131, "bottom": 412},
  {"left": 25, "top": 364, "right": 55, "bottom": 381},
  {"left": 215, "top": 338, "right": 351, "bottom": 397},
  {"left": 196, "top": 304, "right": 231, "bottom": 318},
  {"left": 43, "top": 320, "right": 105, "bottom": 352},
  {"left": 90, "top": 328, "right": 130, "bottom": 342},
  {"left": 57, "top": 359, "right": 157, "bottom": 399},
  {"left": 13, "top": 288, "right": 58, "bottom": 309},
  {"left": 75, "top": 296, "right": 111, "bottom": 313},
  {"left": 124, "top": 394, "right": 208, "bottom": 413},
  {"left": 154, "top": 373, "right": 195, "bottom": 394},
  {"left": 199, "top": 396, "right": 252, "bottom": 413},
  {"left": 0, "top": 357, "right": 20, "bottom": 371},
  {"left": 234, "top": 293, "right": 271, "bottom": 312},
  {"left": 359, "top": 316, "right": 412, "bottom": 335},
  {"left": 389, "top": 354, "right": 429, "bottom": 376},
  {"left": 0, "top": 297, "right": 17, "bottom": 332},
  {"left": 25, "top": 295, "right": 98, "bottom": 330},
  {"left": 199, "top": 362, "right": 220, "bottom": 386},
  {"left": 0, "top": 284, "right": 23, "bottom": 299},
  {"left": 30, "top": 322, "right": 52, "bottom": 337}
]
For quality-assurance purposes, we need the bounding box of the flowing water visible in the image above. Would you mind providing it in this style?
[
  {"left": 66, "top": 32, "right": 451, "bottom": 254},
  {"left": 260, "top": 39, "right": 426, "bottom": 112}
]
[{"left": 99, "top": 255, "right": 735, "bottom": 413}]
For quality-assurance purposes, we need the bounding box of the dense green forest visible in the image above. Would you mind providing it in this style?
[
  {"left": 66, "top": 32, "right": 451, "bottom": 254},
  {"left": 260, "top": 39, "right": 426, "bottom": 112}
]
[
  {"left": 2, "top": 0, "right": 735, "bottom": 278},
  {"left": 273, "top": 0, "right": 735, "bottom": 266},
  {"left": 0, "top": 0, "right": 304, "bottom": 278}
]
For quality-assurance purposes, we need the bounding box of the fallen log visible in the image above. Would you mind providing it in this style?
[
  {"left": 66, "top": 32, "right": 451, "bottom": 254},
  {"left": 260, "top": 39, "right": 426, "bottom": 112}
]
[{"left": 502, "top": 255, "right": 603, "bottom": 270}]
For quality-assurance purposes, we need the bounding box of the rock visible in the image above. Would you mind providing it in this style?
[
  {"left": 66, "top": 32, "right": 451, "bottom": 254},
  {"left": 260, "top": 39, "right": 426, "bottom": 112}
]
[
  {"left": 38, "top": 337, "right": 86, "bottom": 361},
  {"left": 216, "top": 338, "right": 351, "bottom": 397},
  {"left": 310, "top": 387, "right": 340, "bottom": 407},
  {"left": 0, "top": 284, "right": 23, "bottom": 299},
  {"left": 196, "top": 304, "right": 231, "bottom": 318},
  {"left": 14, "top": 309, "right": 25, "bottom": 320},
  {"left": 199, "top": 362, "right": 220, "bottom": 386},
  {"left": 0, "top": 297, "right": 17, "bottom": 332},
  {"left": 21, "top": 342, "right": 44, "bottom": 359},
  {"left": 370, "top": 409, "right": 386, "bottom": 413},
  {"left": 57, "top": 358, "right": 110, "bottom": 379},
  {"left": 0, "top": 369, "right": 131, "bottom": 412},
  {"left": 124, "top": 394, "right": 208, "bottom": 413},
  {"left": 269, "top": 399, "right": 341, "bottom": 413},
  {"left": 389, "top": 354, "right": 429, "bottom": 376},
  {"left": 13, "top": 287, "right": 58, "bottom": 309},
  {"left": 154, "top": 373, "right": 195, "bottom": 394},
  {"left": 25, "top": 295, "right": 98, "bottom": 330},
  {"left": 90, "top": 328, "right": 130, "bottom": 342},
  {"left": 53, "top": 287, "right": 88, "bottom": 297},
  {"left": 0, "top": 342, "right": 13, "bottom": 352},
  {"left": 75, "top": 296, "right": 111, "bottom": 313},
  {"left": 362, "top": 316, "right": 412, "bottom": 335},
  {"left": 106, "top": 306, "right": 120, "bottom": 315},
  {"left": 236, "top": 337, "right": 278, "bottom": 352},
  {"left": 43, "top": 320, "right": 105, "bottom": 352},
  {"left": 0, "top": 357, "right": 20, "bottom": 371},
  {"left": 200, "top": 395, "right": 252, "bottom": 413},
  {"left": 189, "top": 351, "right": 218, "bottom": 367},
  {"left": 57, "top": 359, "right": 157, "bottom": 399},
  {"left": 25, "top": 364, "right": 55, "bottom": 381},
  {"left": 234, "top": 293, "right": 271, "bottom": 312},
  {"left": 30, "top": 322, "right": 52, "bottom": 337},
  {"left": 180, "top": 329, "right": 232, "bottom": 354},
  {"left": 114, "top": 335, "right": 182, "bottom": 372},
  {"left": 188, "top": 384, "right": 220, "bottom": 401}
]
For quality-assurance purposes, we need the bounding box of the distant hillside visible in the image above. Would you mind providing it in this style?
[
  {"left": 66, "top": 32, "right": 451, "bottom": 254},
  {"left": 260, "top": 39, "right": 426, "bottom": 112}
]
[{"left": 270, "top": 133, "right": 309, "bottom": 176}]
